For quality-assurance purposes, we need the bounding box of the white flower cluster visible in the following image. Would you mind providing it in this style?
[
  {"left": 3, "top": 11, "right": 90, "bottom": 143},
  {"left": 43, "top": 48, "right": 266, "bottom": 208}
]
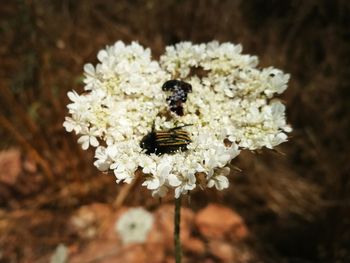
[
  {"left": 115, "top": 207, "right": 154, "bottom": 244},
  {"left": 64, "top": 41, "right": 291, "bottom": 198}
]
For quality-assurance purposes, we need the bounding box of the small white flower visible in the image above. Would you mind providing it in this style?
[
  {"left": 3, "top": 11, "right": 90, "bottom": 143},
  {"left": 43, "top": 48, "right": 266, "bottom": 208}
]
[
  {"left": 63, "top": 117, "right": 77, "bottom": 133},
  {"left": 207, "top": 167, "right": 230, "bottom": 190},
  {"left": 77, "top": 128, "right": 100, "bottom": 150},
  {"left": 83, "top": 63, "right": 101, "bottom": 91},
  {"left": 66, "top": 90, "right": 86, "bottom": 112},
  {"left": 142, "top": 175, "right": 161, "bottom": 190},
  {"left": 263, "top": 67, "right": 290, "bottom": 97},
  {"left": 115, "top": 207, "right": 154, "bottom": 244},
  {"left": 138, "top": 155, "right": 156, "bottom": 174},
  {"left": 110, "top": 159, "right": 136, "bottom": 184},
  {"left": 168, "top": 174, "right": 182, "bottom": 187},
  {"left": 173, "top": 172, "right": 197, "bottom": 199},
  {"left": 93, "top": 145, "right": 118, "bottom": 171},
  {"left": 142, "top": 159, "right": 172, "bottom": 190}
]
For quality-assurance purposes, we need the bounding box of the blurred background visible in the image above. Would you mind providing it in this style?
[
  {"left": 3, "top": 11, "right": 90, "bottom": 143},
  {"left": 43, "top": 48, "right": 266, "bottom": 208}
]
[{"left": 0, "top": 0, "right": 349, "bottom": 262}]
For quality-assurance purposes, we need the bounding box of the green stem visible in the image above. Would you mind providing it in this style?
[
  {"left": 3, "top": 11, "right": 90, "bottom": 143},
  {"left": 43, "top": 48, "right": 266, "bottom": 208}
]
[{"left": 174, "top": 196, "right": 182, "bottom": 263}]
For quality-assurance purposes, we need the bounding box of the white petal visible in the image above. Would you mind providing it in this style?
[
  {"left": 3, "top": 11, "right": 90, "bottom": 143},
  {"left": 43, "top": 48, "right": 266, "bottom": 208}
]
[
  {"left": 142, "top": 167, "right": 152, "bottom": 174},
  {"left": 175, "top": 187, "right": 182, "bottom": 199},
  {"left": 207, "top": 180, "right": 215, "bottom": 188},
  {"left": 144, "top": 178, "right": 160, "bottom": 190},
  {"left": 67, "top": 90, "right": 79, "bottom": 102},
  {"left": 89, "top": 136, "right": 99, "bottom": 147},
  {"left": 97, "top": 50, "right": 108, "bottom": 62},
  {"left": 110, "top": 162, "right": 118, "bottom": 170},
  {"left": 106, "top": 145, "right": 119, "bottom": 158},
  {"left": 84, "top": 63, "right": 95, "bottom": 75},
  {"left": 184, "top": 183, "right": 196, "bottom": 191},
  {"left": 78, "top": 135, "right": 89, "bottom": 150},
  {"left": 63, "top": 120, "right": 74, "bottom": 132},
  {"left": 115, "top": 171, "right": 129, "bottom": 181},
  {"left": 168, "top": 174, "right": 181, "bottom": 187},
  {"left": 94, "top": 160, "right": 110, "bottom": 171},
  {"left": 124, "top": 177, "right": 133, "bottom": 184},
  {"left": 115, "top": 165, "right": 126, "bottom": 173},
  {"left": 216, "top": 175, "right": 229, "bottom": 190},
  {"left": 81, "top": 140, "right": 89, "bottom": 150},
  {"left": 158, "top": 162, "right": 171, "bottom": 178}
]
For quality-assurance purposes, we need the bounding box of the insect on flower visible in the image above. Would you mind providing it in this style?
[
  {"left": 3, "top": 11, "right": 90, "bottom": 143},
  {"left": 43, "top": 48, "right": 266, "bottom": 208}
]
[
  {"left": 162, "top": 80, "right": 192, "bottom": 116},
  {"left": 140, "top": 125, "right": 192, "bottom": 155},
  {"left": 64, "top": 41, "right": 291, "bottom": 197}
]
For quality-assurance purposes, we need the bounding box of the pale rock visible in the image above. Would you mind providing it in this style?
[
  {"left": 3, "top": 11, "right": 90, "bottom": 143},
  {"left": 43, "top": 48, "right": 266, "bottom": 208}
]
[
  {"left": 0, "top": 148, "right": 21, "bottom": 185},
  {"left": 195, "top": 204, "right": 248, "bottom": 240}
]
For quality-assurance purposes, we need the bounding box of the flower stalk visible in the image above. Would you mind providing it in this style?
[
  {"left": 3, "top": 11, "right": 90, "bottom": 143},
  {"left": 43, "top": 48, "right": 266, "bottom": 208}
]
[{"left": 174, "top": 196, "right": 182, "bottom": 263}]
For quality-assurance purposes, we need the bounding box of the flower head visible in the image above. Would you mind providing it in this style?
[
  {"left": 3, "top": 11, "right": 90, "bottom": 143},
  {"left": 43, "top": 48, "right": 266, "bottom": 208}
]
[
  {"left": 64, "top": 41, "right": 291, "bottom": 198},
  {"left": 115, "top": 207, "right": 154, "bottom": 244}
]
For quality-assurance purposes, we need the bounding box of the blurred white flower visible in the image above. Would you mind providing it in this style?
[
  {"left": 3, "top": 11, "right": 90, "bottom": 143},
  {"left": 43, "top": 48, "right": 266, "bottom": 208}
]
[
  {"left": 64, "top": 41, "right": 291, "bottom": 198},
  {"left": 50, "top": 244, "right": 68, "bottom": 263},
  {"left": 115, "top": 207, "right": 154, "bottom": 245}
]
